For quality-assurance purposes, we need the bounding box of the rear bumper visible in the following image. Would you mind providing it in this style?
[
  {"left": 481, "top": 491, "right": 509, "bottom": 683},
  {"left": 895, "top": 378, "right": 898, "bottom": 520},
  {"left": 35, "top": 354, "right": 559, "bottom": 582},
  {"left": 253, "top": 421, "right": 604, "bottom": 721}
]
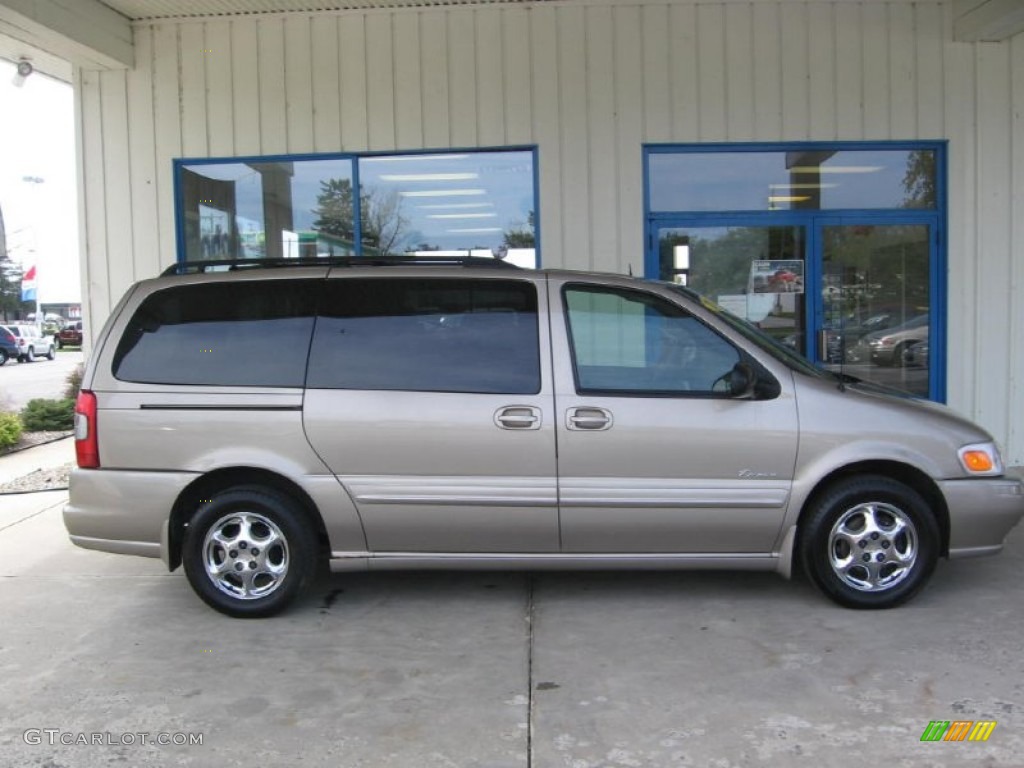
[
  {"left": 63, "top": 468, "right": 197, "bottom": 567},
  {"left": 940, "top": 475, "right": 1024, "bottom": 557}
]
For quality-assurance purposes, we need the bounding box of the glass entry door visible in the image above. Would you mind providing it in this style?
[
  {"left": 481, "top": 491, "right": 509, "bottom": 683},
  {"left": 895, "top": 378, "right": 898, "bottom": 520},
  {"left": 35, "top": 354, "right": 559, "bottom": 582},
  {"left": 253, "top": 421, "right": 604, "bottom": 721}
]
[
  {"left": 816, "top": 222, "right": 934, "bottom": 398},
  {"left": 654, "top": 224, "right": 808, "bottom": 353}
]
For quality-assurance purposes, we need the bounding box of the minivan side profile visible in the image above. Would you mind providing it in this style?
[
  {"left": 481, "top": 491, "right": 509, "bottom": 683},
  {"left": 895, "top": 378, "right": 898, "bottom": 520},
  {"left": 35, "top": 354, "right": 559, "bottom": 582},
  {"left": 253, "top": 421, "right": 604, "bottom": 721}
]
[{"left": 64, "top": 257, "right": 1024, "bottom": 617}]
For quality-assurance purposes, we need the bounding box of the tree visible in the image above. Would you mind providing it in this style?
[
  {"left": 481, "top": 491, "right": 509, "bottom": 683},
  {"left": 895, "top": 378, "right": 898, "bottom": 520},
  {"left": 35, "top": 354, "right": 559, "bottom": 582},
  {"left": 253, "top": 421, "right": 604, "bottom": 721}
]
[
  {"left": 360, "top": 188, "right": 408, "bottom": 255},
  {"left": 0, "top": 255, "right": 28, "bottom": 322},
  {"left": 312, "top": 179, "right": 409, "bottom": 255},
  {"left": 503, "top": 210, "right": 536, "bottom": 249},
  {"left": 902, "top": 150, "right": 936, "bottom": 209}
]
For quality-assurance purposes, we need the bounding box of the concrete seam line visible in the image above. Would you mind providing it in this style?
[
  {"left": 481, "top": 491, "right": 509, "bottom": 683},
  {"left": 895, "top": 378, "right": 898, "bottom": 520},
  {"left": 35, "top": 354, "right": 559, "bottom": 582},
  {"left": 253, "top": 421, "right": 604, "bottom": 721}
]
[
  {"left": 0, "top": 498, "right": 67, "bottom": 534},
  {"left": 526, "top": 574, "right": 535, "bottom": 768}
]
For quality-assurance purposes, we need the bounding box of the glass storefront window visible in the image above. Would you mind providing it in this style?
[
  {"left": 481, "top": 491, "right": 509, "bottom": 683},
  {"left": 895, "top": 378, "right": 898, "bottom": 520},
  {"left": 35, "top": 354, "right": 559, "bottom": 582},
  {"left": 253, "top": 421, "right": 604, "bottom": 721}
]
[
  {"left": 648, "top": 148, "right": 937, "bottom": 212},
  {"left": 358, "top": 152, "right": 536, "bottom": 265},
  {"left": 645, "top": 142, "right": 944, "bottom": 402},
  {"left": 656, "top": 225, "right": 806, "bottom": 352},
  {"left": 178, "top": 150, "right": 537, "bottom": 267}
]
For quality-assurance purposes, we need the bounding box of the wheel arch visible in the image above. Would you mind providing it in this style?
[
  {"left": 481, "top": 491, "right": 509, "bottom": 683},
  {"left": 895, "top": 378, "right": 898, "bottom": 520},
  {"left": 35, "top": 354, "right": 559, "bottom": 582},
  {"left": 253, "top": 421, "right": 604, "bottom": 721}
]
[
  {"left": 167, "top": 466, "right": 330, "bottom": 572},
  {"left": 794, "top": 460, "right": 951, "bottom": 568}
]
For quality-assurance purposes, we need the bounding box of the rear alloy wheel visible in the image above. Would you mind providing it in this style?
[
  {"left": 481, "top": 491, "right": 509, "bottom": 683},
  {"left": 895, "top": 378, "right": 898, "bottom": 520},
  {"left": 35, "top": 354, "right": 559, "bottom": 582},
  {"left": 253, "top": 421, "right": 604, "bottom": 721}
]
[
  {"left": 46, "top": 345, "right": 55, "bottom": 360},
  {"left": 801, "top": 475, "right": 939, "bottom": 609},
  {"left": 25, "top": 348, "right": 35, "bottom": 362},
  {"left": 182, "top": 488, "right": 316, "bottom": 618}
]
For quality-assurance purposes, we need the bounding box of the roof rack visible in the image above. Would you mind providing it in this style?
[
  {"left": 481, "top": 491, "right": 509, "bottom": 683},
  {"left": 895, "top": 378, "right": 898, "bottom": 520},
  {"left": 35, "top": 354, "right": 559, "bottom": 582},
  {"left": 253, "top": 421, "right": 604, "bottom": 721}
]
[{"left": 161, "top": 255, "right": 521, "bottom": 277}]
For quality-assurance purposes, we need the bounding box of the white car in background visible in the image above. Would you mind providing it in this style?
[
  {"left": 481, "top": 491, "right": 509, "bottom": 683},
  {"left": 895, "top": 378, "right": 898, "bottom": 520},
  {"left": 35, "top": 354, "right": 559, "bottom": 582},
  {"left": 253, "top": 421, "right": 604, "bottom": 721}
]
[{"left": 3, "top": 324, "right": 56, "bottom": 363}]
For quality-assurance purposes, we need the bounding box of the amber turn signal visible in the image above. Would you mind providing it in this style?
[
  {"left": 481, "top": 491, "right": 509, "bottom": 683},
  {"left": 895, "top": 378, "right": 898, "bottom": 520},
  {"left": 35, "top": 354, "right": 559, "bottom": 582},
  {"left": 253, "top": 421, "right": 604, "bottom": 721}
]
[{"left": 961, "top": 450, "right": 994, "bottom": 473}]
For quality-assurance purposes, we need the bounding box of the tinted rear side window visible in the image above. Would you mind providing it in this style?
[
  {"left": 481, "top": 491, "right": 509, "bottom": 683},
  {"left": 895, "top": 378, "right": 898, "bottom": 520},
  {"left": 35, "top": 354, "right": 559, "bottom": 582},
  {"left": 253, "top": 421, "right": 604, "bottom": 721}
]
[
  {"left": 113, "top": 280, "right": 316, "bottom": 387},
  {"left": 308, "top": 278, "right": 540, "bottom": 394}
]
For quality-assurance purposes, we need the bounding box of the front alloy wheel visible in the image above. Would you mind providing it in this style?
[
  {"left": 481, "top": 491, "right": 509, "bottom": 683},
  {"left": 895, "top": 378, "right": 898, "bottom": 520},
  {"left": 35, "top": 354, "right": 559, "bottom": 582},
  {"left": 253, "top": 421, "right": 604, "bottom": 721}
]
[
  {"left": 182, "top": 488, "right": 316, "bottom": 617},
  {"left": 827, "top": 502, "right": 917, "bottom": 592},
  {"left": 801, "top": 475, "right": 939, "bottom": 609}
]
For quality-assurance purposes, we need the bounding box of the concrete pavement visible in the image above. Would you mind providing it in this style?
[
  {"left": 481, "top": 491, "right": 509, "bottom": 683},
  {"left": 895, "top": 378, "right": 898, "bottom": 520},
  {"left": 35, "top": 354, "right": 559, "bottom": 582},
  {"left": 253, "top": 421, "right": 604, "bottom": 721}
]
[
  {"left": 0, "top": 442, "right": 1022, "bottom": 767},
  {"left": 0, "top": 436, "right": 74, "bottom": 485}
]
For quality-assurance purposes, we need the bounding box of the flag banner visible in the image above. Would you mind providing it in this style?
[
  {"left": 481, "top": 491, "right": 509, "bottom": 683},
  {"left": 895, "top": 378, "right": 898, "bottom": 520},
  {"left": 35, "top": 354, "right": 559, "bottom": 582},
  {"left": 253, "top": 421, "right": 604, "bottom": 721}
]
[{"left": 21, "top": 264, "right": 37, "bottom": 302}]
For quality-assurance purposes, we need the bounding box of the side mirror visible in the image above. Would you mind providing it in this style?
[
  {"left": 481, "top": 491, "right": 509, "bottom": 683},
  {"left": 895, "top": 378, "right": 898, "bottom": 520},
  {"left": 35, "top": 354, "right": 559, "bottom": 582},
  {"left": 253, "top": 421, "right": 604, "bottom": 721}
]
[{"left": 727, "top": 362, "right": 757, "bottom": 399}]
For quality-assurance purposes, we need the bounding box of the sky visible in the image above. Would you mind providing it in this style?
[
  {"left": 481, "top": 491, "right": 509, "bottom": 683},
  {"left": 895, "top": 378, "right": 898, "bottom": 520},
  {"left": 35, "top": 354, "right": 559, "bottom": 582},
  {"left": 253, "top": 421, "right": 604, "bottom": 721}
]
[{"left": 0, "top": 58, "right": 80, "bottom": 304}]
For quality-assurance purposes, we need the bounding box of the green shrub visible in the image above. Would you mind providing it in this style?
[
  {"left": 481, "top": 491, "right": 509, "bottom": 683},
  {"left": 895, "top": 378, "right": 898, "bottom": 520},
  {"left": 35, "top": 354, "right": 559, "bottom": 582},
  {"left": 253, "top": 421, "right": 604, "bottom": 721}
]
[
  {"left": 19, "top": 398, "right": 75, "bottom": 433},
  {"left": 0, "top": 412, "right": 22, "bottom": 450},
  {"left": 63, "top": 363, "right": 85, "bottom": 400}
]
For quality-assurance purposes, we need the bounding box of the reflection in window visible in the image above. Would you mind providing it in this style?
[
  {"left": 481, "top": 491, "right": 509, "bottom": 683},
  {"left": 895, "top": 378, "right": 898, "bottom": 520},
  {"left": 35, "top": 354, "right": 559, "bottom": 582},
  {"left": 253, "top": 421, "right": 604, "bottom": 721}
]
[
  {"left": 648, "top": 148, "right": 937, "bottom": 212},
  {"left": 178, "top": 150, "right": 537, "bottom": 267}
]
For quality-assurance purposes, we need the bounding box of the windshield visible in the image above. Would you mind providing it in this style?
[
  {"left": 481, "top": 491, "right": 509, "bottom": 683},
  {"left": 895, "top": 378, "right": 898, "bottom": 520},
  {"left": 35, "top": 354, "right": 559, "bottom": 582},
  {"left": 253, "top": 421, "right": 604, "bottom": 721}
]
[{"left": 662, "top": 283, "right": 830, "bottom": 379}]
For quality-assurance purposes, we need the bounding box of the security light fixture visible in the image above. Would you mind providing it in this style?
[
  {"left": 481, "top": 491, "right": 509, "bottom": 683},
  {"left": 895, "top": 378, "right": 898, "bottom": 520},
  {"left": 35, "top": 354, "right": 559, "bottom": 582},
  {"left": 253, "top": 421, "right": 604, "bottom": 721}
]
[{"left": 12, "top": 59, "right": 33, "bottom": 87}]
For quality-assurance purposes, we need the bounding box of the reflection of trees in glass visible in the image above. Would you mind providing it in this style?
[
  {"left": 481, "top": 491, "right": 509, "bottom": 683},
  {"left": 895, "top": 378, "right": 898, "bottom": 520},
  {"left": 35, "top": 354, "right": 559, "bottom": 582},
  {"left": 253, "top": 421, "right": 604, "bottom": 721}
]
[
  {"left": 660, "top": 227, "right": 799, "bottom": 300},
  {"left": 822, "top": 225, "right": 929, "bottom": 319},
  {"left": 503, "top": 211, "right": 536, "bottom": 248},
  {"left": 902, "top": 150, "right": 936, "bottom": 209},
  {"left": 312, "top": 179, "right": 409, "bottom": 255}
]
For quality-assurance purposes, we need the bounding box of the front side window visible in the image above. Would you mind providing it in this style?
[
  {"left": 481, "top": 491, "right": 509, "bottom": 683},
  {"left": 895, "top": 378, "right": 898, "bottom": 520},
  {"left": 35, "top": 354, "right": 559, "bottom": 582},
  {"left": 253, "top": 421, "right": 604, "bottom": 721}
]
[
  {"left": 565, "top": 285, "right": 739, "bottom": 396},
  {"left": 307, "top": 278, "right": 540, "bottom": 394},
  {"left": 113, "top": 281, "right": 317, "bottom": 387}
]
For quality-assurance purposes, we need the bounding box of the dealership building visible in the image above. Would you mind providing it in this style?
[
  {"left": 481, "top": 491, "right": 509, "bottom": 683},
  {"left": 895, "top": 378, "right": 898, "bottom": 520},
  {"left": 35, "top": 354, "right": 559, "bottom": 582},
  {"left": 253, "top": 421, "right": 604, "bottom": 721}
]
[{"left": 1, "top": 0, "right": 1022, "bottom": 462}]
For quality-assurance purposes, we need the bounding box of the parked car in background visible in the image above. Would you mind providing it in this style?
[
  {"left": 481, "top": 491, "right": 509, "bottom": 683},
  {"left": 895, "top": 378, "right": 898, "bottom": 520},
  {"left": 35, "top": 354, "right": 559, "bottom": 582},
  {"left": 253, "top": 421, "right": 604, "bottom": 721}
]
[
  {"left": 3, "top": 324, "right": 56, "bottom": 363},
  {"left": 0, "top": 326, "right": 20, "bottom": 366},
  {"left": 903, "top": 339, "right": 929, "bottom": 368},
  {"left": 57, "top": 321, "right": 83, "bottom": 349},
  {"left": 865, "top": 314, "right": 929, "bottom": 366}
]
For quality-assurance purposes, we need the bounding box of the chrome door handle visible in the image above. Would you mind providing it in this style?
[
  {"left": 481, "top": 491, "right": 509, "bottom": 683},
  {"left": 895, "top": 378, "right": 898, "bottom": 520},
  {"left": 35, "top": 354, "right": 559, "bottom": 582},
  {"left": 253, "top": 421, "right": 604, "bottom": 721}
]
[
  {"left": 566, "top": 407, "right": 613, "bottom": 431},
  {"left": 494, "top": 406, "right": 542, "bottom": 430}
]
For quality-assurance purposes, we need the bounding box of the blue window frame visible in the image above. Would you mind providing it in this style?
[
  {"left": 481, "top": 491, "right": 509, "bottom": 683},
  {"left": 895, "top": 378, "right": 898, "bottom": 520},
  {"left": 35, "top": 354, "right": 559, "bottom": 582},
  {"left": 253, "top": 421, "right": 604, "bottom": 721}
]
[
  {"left": 174, "top": 147, "right": 541, "bottom": 268},
  {"left": 644, "top": 142, "right": 946, "bottom": 402}
]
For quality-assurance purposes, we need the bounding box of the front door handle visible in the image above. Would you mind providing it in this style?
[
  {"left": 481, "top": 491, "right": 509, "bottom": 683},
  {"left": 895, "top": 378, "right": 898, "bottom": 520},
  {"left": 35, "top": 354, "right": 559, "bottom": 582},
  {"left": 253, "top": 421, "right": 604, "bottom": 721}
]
[
  {"left": 566, "top": 407, "right": 613, "bottom": 431},
  {"left": 494, "top": 406, "right": 542, "bottom": 430}
]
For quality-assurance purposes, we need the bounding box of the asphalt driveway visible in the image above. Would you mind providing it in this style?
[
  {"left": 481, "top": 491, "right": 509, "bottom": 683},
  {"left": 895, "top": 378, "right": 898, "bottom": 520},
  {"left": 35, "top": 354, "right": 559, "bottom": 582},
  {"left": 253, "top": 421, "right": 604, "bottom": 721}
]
[{"left": 0, "top": 491, "right": 1021, "bottom": 767}]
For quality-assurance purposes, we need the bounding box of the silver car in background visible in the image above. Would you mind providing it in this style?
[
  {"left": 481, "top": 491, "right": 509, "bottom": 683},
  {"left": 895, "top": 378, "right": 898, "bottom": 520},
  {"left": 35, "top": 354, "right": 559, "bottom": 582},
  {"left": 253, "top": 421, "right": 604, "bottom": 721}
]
[
  {"left": 3, "top": 324, "right": 56, "bottom": 363},
  {"left": 63, "top": 258, "right": 1024, "bottom": 617}
]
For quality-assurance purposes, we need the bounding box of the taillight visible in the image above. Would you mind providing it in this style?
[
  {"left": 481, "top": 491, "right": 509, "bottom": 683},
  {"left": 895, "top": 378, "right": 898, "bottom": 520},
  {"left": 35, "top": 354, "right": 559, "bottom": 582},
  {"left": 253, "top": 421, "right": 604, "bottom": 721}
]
[{"left": 74, "top": 390, "right": 100, "bottom": 468}]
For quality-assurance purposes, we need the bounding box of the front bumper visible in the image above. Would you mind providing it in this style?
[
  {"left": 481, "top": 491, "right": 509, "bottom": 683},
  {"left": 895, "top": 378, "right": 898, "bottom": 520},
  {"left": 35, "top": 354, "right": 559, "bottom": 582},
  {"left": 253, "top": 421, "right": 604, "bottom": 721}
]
[
  {"left": 941, "top": 475, "right": 1024, "bottom": 557},
  {"left": 63, "top": 468, "right": 197, "bottom": 567}
]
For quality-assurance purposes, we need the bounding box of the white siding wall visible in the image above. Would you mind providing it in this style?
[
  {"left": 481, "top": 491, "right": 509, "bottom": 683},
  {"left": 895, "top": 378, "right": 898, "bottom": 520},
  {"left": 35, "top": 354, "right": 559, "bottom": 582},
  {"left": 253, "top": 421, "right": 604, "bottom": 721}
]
[{"left": 75, "top": 0, "right": 1024, "bottom": 462}]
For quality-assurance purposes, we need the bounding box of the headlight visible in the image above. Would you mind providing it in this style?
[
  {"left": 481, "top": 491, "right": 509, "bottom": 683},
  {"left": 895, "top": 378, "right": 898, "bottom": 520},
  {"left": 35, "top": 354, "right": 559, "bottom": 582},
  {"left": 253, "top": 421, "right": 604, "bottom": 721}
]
[{"left": 958, "top": 442, "right": 1004, "bottom": 476}]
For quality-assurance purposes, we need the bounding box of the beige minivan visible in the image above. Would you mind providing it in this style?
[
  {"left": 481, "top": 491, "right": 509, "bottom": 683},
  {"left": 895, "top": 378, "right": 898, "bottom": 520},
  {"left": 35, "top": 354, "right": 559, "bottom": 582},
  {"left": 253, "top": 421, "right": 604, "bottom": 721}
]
[{"left": 64, "top": 257, "right": 1024, "bottom": 617}]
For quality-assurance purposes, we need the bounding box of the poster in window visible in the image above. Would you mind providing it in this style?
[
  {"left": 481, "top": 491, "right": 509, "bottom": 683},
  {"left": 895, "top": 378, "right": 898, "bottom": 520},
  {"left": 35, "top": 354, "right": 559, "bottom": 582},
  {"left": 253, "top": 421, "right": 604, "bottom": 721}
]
[{"left": 750, "top": 260, "right": 804, "bottom": 294}]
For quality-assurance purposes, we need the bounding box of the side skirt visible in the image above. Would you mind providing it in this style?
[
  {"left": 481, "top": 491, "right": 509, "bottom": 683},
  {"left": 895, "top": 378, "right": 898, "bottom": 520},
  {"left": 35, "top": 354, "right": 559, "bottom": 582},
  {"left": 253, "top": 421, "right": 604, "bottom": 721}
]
[{"left": 328, "top": 552, "right": 780, "bottom": 573}]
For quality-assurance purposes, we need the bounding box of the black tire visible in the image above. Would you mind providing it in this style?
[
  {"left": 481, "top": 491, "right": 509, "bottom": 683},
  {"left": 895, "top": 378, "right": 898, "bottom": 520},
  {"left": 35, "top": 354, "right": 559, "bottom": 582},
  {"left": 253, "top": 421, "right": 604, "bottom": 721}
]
[
  {"left": 891, "top": 342, "right": 910, "bottom": 368},
  {"left": 25, "top": 348, "right": 35, "bottom": 363},
  {"left": 801, "top": 475, "right": 939, "bottom": 609},
  {"left": 182, "top": 487, "right": 317, "bottom": 618}
]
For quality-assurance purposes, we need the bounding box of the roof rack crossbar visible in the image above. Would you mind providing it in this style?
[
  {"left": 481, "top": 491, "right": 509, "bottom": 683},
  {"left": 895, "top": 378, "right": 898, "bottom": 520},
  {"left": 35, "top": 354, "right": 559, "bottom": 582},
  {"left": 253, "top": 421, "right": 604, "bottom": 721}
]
[{"left": 160, "top": 255, "right": 521, "bottom": 277}]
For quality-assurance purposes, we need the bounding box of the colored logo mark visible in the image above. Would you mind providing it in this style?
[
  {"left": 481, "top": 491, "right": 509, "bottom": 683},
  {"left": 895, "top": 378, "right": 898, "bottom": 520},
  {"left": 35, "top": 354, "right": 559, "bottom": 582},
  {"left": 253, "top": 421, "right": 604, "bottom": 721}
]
[{"left": 920, "top": 720, "right": 997, "bottom": 742}]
